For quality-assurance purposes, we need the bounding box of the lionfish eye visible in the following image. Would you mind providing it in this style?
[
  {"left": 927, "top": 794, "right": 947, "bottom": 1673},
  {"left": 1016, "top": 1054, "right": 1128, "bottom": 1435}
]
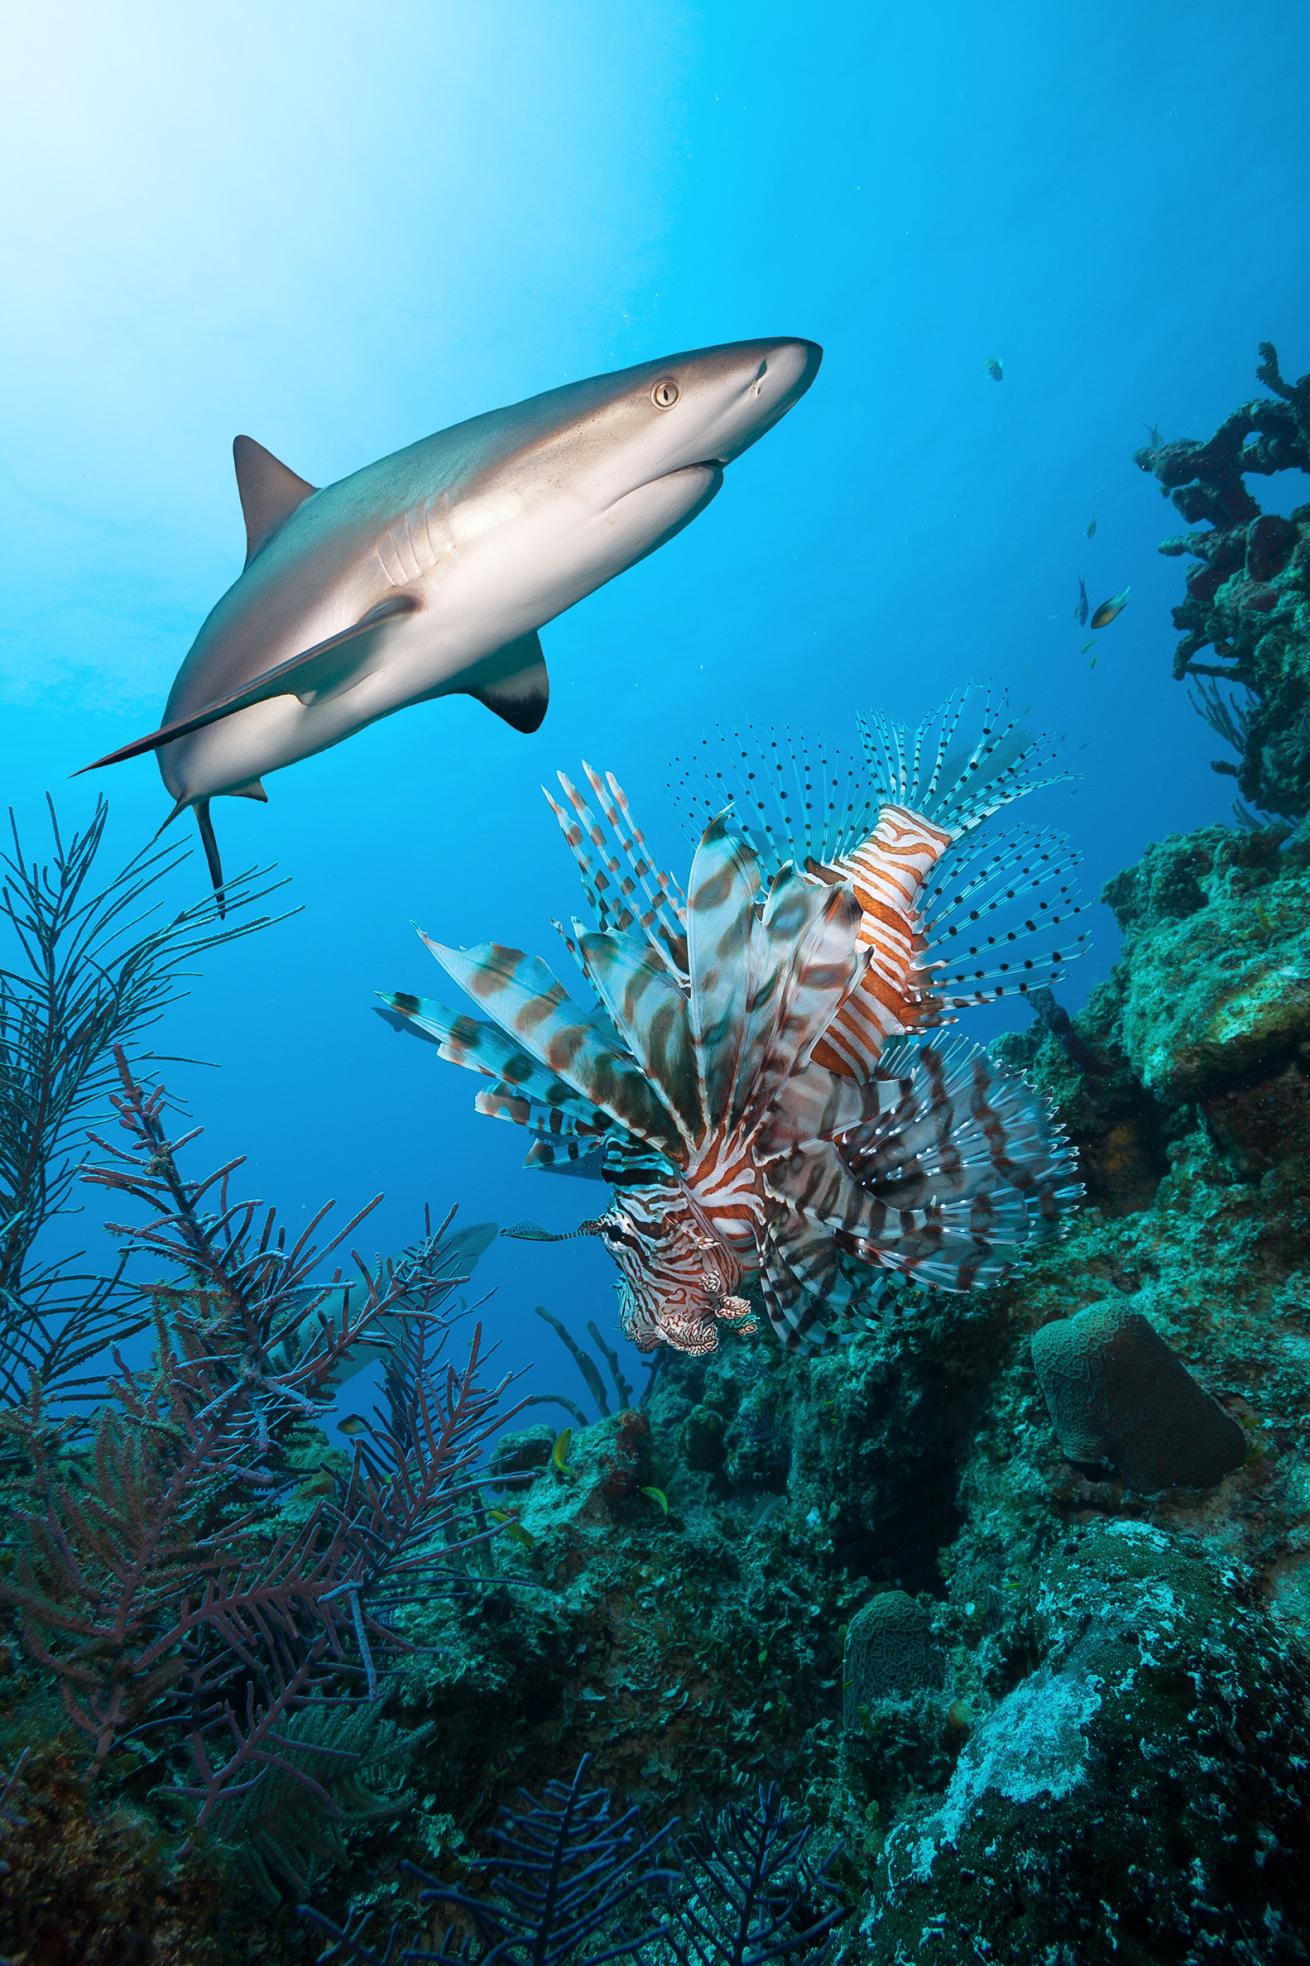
[
  {"left": 651, "top": 377, "right": 679, "bottom": 409},
  {"left": 601, "top": 1219, "right": 641, "bottom": 1254}
]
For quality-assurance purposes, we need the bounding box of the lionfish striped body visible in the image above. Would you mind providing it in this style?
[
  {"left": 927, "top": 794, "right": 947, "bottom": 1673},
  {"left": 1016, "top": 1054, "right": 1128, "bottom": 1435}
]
[{"left": 381, "top": 689, "right": 1085, "bottom": 1355}]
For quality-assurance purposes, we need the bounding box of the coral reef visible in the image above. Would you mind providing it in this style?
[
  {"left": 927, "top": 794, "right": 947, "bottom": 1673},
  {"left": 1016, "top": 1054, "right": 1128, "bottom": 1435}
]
[
  {"left": 1137, "top": 342, "right": 1310, "bottom": 817},
  {"left": 10, "top": 779, "right": 1310, "bottom": 1960},
  {"left": 303, "top": 798, "right": 1309, "bottom": 1961}
]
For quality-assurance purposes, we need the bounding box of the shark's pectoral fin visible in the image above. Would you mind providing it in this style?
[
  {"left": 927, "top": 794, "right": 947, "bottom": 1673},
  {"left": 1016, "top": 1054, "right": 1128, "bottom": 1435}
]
[
  {"left": 234, "top": 435, "right": 318, "bottom": 565},
  {"left": 464, "top": 631, "right": 550, "bottom": 734},
  {"left": 77, "top": 594, "right": 420, "bottom": 774}
]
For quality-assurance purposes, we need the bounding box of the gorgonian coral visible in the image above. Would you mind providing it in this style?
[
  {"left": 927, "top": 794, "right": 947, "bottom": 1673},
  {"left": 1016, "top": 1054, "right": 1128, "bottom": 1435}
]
[
  {"left": 0, "top": 1048, "right": 517, "bottom": 1897},
  {"left": 0, "top": 796, "right": 276, "bottom": 1409}
]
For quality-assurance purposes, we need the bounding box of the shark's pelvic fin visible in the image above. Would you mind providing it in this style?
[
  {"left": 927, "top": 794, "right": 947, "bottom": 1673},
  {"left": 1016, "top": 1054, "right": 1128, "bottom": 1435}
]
[
  {"left": 77, "top": 595, "right": 420, "bottom": 774},
  {"left": 151, "top": 797, "right": 188, "bottom": 843},
  {"left": 231, "top": 779, "right": 269, "bottom": 802},
  {"left": 464, "top": 631, "right": 550, "bottom": 734},
  {"left": 234, "top": 435, "right": 318, "bottom": 565},
  {"left": 195, "top": 800, "right": 226, "bottom": 915}
]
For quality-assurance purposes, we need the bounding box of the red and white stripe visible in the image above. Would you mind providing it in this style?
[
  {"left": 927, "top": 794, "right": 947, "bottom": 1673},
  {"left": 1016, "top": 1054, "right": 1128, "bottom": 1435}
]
[{"left": 811, "top": 803, "right": 954, "bottom": 1080}]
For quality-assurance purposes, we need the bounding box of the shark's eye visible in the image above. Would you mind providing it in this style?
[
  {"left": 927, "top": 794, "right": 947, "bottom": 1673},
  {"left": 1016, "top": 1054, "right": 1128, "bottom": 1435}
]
[{"left": 651, "top": 378, "right": 679, "bottom": 409}]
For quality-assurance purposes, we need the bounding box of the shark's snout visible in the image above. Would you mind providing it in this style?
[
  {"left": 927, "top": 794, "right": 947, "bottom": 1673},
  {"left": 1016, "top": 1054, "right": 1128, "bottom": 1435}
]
[
  {"left": 757, "top": 337, "right": 824, "bottom": 403},
  {"left": 696, "top": 336, "right": 823, "bottom": 467}
]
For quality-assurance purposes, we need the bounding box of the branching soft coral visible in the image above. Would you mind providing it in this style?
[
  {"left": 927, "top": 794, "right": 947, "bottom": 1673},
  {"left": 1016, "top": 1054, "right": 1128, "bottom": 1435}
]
[
  {"left": 0, "top": 1050, "right": 514, "bottom": 1874},
  {"left": 0, "top": 796, "right": 278, "bottom": 1408},
  {"left": 666, "top": 1785, "right": 848, "bottom": 1966},
  {"left": 411, "top": 1752, "right": 679, "bottom": 1964},
  {"left": 83, "top": 1047, "right": 414, "bottom": 1483},
  {"left": 302, "top": 1764, "right": 850, "bottom": 1966}
]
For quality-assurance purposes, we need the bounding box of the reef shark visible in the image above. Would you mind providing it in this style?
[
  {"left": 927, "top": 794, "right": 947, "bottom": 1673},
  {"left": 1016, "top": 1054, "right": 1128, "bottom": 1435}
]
[{"left": 81, "top": 337, "right": 822, "bottom": 898}]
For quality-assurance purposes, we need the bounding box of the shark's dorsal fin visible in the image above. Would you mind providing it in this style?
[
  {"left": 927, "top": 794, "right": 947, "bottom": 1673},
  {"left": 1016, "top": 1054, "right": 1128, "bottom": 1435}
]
[
  {"left": 233, "top": 435, "right": 317, "bottom": 565},
  {"left": 465, "top": 632, "right": 550, "bottom": 734}
]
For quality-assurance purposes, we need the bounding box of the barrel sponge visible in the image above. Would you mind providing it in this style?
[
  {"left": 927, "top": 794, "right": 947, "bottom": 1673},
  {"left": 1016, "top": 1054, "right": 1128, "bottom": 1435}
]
[
  {"left": 1031, "top": 1301, "right": 1246, "bottom": 1494},
  {"left": 842, "top": 1590, "right": 945, "bottom": 1729}
]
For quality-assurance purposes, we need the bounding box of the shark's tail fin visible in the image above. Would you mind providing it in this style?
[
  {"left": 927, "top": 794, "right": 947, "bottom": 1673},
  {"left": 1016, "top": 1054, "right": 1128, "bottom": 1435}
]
[{"left": 195, "top": 800, "right": 226, "bottom": 917}]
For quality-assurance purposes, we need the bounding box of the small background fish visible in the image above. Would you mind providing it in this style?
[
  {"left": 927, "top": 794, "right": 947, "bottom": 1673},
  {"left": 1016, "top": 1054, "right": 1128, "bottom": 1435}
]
[{"left": 1091, "top": 586, "right": 1131, "bottom": 629}]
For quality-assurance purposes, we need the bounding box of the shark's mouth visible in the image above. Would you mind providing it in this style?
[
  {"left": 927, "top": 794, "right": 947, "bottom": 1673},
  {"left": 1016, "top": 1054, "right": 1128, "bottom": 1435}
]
[
  {"left": 608, "top": 461, "right": 724, "bottom": 526},
  {"left": 659, "top": 460, "right": 726, "bottom": 489}
]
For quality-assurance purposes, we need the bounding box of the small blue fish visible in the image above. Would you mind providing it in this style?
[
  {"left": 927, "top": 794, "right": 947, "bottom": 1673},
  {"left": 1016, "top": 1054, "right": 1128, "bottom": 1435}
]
[
  {"left": 984, "top": 356, "right": 1004, "bottom": 382},
  {"left": 1075, "top": 577, "right": 1090, "bottom": 627}
]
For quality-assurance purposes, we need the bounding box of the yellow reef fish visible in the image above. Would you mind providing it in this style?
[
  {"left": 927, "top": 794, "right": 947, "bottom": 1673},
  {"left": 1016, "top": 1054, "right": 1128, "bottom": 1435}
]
[{"left": 1090, "top": 587, "right": 1130, "bottom": 630}]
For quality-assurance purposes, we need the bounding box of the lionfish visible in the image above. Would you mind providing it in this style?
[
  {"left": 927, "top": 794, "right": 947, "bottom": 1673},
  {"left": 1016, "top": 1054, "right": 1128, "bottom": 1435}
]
[{"left": 380, "top": 689, "right": 1086, "bottom": 1356}]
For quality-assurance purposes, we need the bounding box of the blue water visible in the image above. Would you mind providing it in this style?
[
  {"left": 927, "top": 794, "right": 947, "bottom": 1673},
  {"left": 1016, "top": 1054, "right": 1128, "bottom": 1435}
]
[{"left": 2, "top": 1, "right": 1309, "bottom": 1392}]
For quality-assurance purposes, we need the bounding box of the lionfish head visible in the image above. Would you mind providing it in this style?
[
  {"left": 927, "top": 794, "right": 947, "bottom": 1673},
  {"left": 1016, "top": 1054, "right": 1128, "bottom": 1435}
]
[{"left": 586, "top": 1155, "right": 756, "bottom": 1357}]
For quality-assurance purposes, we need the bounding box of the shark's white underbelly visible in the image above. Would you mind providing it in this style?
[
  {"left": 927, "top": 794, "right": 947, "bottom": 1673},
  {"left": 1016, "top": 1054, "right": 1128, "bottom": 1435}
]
[{"left": 161, "top": 469, "right": 720, "bottom": 803}]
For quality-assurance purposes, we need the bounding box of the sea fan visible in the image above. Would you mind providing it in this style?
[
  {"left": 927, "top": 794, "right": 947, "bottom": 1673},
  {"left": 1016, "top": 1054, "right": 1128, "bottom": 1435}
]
[
  {"left": 301, "top": 1906, "right": 479, "bottom": 1964},
  {"left": 0, "top": 1048, "right": 516, "bottom": 1875},
  {"left": 409, "top": 1753, "right": 679, "bottom": 1965},
  {"left": 197, "top": 1703, "right": 430, "bottom": 1905},
  {"left": 301, "top": 1769, "right": 848, "bottom": 1966},
  {"left": 83, "top": 1047, "right": 420, "bottom": 1486},
  {"left": 666, "top": 1785, "right": 847, "bottom": 1966}
]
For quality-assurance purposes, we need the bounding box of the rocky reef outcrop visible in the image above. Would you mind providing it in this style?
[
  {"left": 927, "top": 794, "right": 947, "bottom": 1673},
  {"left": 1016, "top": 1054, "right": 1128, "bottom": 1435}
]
[{"left": 1137, "top": 343, "right": 1310, "bottom": 818}]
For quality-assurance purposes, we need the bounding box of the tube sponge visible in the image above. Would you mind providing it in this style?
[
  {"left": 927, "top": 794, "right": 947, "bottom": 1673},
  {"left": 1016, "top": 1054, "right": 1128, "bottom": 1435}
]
[{"left": 1031, "top": 1301, "right": 1246, "bottom": 1493}]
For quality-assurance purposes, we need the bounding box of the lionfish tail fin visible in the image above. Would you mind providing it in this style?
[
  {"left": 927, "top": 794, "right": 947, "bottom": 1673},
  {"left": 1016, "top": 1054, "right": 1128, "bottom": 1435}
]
[
  {"left": 839, "top": 1035, "right": 1082, "bottom": 1288},
  {"left": 757, "top": 1034, "right": 1080, "bottom": 1342}
]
